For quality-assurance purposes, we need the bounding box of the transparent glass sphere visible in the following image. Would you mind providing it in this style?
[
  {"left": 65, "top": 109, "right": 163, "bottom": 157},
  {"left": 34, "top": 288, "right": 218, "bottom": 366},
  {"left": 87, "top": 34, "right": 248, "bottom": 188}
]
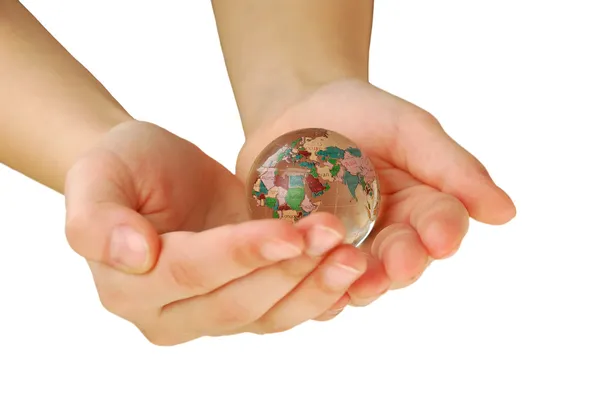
[{"left": 247, "top": 128, "right": 381, "bottom": 246}]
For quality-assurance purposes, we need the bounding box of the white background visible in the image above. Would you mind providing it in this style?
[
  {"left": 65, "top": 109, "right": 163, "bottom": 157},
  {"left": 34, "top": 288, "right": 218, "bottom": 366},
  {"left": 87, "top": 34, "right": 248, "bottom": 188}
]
[{"left": 1, "top": 0, "right": 599, "bottom": 400}]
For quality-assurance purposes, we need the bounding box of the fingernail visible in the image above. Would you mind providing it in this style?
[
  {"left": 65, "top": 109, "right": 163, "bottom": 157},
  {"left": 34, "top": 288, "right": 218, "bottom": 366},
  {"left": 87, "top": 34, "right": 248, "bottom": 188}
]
[
  {"left": 261, "top": 239, "right": 302, "bottom": 262},
  {"left": 307, "top": 226, "right": 344, "bottom": 257},
  {"left": 323, "top": 263, "right": 362, "bottom": 291},
  {"left": 110, "top": 226, "right": 149, "bottom": 272}
]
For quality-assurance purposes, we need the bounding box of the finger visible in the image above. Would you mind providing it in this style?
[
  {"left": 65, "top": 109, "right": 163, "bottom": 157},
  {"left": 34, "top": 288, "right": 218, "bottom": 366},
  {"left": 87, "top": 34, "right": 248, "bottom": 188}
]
[
  {"left": 152, "top": 211, "right": 348, "bottom": 303},
  {"left": 293, "top": 212, "right": 346, "bottom": 257},
  {"left": 407, "top": 188, "right": 470, "bottom": 259},
  {"left": 84, "top": 217, "right": 308, "bottom": 328},
  {"left": 253, "top": 245, "right": 366, "bottom": 334},
  {"left": 155, "top": 253, "right": 318, "bottom": 343},
  {"left": 64, "top": 149, "right": 160, "bottom": 274},
  {"left": 95, "top": 211, "right": 344, "bottom": 331},
  {"left": 391, "top": 113, "right": 516, "bottom": 224},
  {"left": 347, "top": 255, "right": 390, "bottom": 306},
  {"left": 377, "top": 171, "right": 470, "bottom": 258},
  {"left": 145, "top": 214, "right": 346, "bottom": 344},
  {"left": 371, "top": 223, "right": 431, "bottom": 290},
  {"left": 313, "top": 294, "right": 350, "bottom": 321},
  {"left": 150, "top": 219, "right": 307, "bottom": 303}
]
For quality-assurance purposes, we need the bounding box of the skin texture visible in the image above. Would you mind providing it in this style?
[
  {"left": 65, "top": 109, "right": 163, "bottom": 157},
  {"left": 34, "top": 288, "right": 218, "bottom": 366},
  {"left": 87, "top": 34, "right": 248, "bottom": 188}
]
[
  {"left": 0, "top": 1, "right": 367, "bottom": 343},
  {"left": 0, "top": 1, "right": 131, "bottom": 192},
  {"left": 212, "top": 1, "right": 516, "bottom": 305},
  {"left": 235, "top": 79, "right": 516, "bottom": 304},
  {"left": 211, "top": 0, "right": 372, "bottom": 134},
  {"left": 65, "top": 121, "right": 366, "bottom": 343},
  {"left": 0, "top": 1, "right": 516, "bottom": 344}
]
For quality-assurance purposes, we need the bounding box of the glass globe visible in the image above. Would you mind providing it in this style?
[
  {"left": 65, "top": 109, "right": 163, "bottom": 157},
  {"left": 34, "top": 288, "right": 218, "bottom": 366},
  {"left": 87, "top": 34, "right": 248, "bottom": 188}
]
[{"left": 247, "top": 128, "right": 381, "bottom": 247}]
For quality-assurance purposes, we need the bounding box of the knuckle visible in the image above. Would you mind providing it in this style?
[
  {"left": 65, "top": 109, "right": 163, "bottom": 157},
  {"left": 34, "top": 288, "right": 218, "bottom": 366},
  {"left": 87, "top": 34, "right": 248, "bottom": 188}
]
[
  {"left": 229, "top": 241, "right": 259, "bottom": 270},
  {"left": 414, "top": 109, "right": 441, "bottom": 127},
  {"left": 397, "top": 109, "right": 441, "bottom": 133},
  {"left": 214, "top": 297, "right": 257, "bottom": 328},
  {"left": 439, "top": 193, "right": 470, "bottom": 216},
  {"left": 209, "top": 224, "right": 258, "bottom": 269},
  {"left": 471, "top": 156, "right": 491, "bottom": 177},
  {"left": 280, "top": 255, "right": 316, "bottom": 281},
  {"left": 317, "top": 283, "right": 344, "bottom": 297},
  {"left": 168, "top": 259, "right": 210, "bottom": 294},
  {"left": 312, "top": 279, "right": 343, "bottom": 299}
]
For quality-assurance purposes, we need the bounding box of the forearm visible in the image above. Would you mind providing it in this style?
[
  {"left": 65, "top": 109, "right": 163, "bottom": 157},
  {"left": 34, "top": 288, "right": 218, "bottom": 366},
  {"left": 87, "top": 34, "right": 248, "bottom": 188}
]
[
  {"left": 0, "top": 1, "right": 132, "bottom": 193},
  {"left": 212, "top": 0, "right": 373, "bottom": 134}
]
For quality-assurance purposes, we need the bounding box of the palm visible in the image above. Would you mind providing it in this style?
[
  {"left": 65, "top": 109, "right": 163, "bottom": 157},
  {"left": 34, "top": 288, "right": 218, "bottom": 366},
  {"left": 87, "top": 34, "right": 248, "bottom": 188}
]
[
  {"left": 237, "top": 79, "right": 515, "bottom": 286},
  {"left": 86, "top": 123, "right": 250, "bottom": 235}
]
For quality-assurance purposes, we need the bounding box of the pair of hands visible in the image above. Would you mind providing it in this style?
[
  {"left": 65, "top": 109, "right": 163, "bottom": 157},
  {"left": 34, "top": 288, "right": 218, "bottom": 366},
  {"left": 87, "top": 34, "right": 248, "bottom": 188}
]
[{"left": 64, "top": 79, "right": 515, "bottom": 345}]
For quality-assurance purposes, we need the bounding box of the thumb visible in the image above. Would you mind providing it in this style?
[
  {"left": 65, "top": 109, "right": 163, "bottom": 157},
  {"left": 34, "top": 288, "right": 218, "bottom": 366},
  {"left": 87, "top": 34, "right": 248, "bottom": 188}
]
[
  {"left": 396, "top": 112, "right": 516, "bottom": 225},
  {"left": 64, "top": 150, "right": 160, "bottom": 274}
]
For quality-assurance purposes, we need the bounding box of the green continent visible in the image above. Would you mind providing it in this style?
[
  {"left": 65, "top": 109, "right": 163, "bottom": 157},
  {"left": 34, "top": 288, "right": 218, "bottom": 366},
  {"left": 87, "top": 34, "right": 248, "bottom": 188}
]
[
  {"left": 330, "top": 164, "right": 341, "bottom": 177},
  {"left": 316, "top": 146, "right": 345, "bottom": 160},
  {"left": 265, "top": 197, "right": 278, "bottom": 210},
  {"left": 359, "top": 175, "right": 366, "bottom": 191},
  {"left": 310, "top": 166, "right": 318, "bottom": 178},
  {"left": 277, "top": 147, "right": 292, "bottom": 162},
  {"left": 258, "top": 180, "right": 268, "bottom": 195},
  {"left": 272, "top": 210, "right": 279, "bottom": 218},
  {"left": 286, "top": 188, "right": 305, "bottom": 211},
  {"left": 347, "top": 147, "right": 362, "bottom": 157},
  {"left": 343, "top": 171, "right": 360, "bottom": 200}
]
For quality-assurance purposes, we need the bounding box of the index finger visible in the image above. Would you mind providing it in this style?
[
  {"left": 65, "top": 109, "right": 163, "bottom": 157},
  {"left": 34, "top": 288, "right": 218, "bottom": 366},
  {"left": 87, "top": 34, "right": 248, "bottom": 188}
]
[{"left": 151, "top": 219, "right": 306, "bottom": 302}]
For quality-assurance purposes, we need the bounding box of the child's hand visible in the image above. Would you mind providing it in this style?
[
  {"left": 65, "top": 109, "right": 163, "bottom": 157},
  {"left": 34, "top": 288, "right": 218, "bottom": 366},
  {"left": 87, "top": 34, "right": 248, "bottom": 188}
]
[
  {"left": 237, "top": 79, "right": 517, "bottom": 306},
  {"left": 64, "top": 121, "right": 366, "bottom": 344}
]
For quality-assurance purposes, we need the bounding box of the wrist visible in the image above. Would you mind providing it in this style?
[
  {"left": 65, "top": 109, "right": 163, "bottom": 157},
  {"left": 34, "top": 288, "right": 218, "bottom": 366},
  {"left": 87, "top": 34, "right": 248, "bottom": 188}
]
[
  {"left": 237, "top": 62, "right": 368, "bottom": 138},
  {"left": 1, "top": 105, "right": 133, "bottom": 194},
  {"left": 0, "top": 1, "right": 135, "bottom": 193},
  {"left": 234, "top": 75, "right": 372, "bottom": 180},
  {"left": 53, "top": 109, "right": 135, "bottom": 194},
  {"left": 212, "top": 0, "right": 373, "bottom": 136}
]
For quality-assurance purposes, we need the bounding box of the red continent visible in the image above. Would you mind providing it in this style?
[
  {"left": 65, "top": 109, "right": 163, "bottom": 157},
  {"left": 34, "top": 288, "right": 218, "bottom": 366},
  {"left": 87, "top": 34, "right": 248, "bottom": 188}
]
[
  {"left": 274, "top": 174, "right": 289, "bottom": 189},
  {"left": 306, "top": 175, "right": 326, "bottom": 194}
]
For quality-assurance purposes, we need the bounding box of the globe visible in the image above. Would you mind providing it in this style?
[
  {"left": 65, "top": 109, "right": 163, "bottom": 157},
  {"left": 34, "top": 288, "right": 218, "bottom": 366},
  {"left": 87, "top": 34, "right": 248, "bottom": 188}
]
[{"left": 247, "top": 128, "right": 381, "bottom": 246}]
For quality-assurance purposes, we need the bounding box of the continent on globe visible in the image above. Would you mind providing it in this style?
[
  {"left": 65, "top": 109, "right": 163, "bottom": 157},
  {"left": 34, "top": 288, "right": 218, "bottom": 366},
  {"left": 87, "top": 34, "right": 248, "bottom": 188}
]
[{"left": 247, "top": 128, "right": 381, "bottom": 246}]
